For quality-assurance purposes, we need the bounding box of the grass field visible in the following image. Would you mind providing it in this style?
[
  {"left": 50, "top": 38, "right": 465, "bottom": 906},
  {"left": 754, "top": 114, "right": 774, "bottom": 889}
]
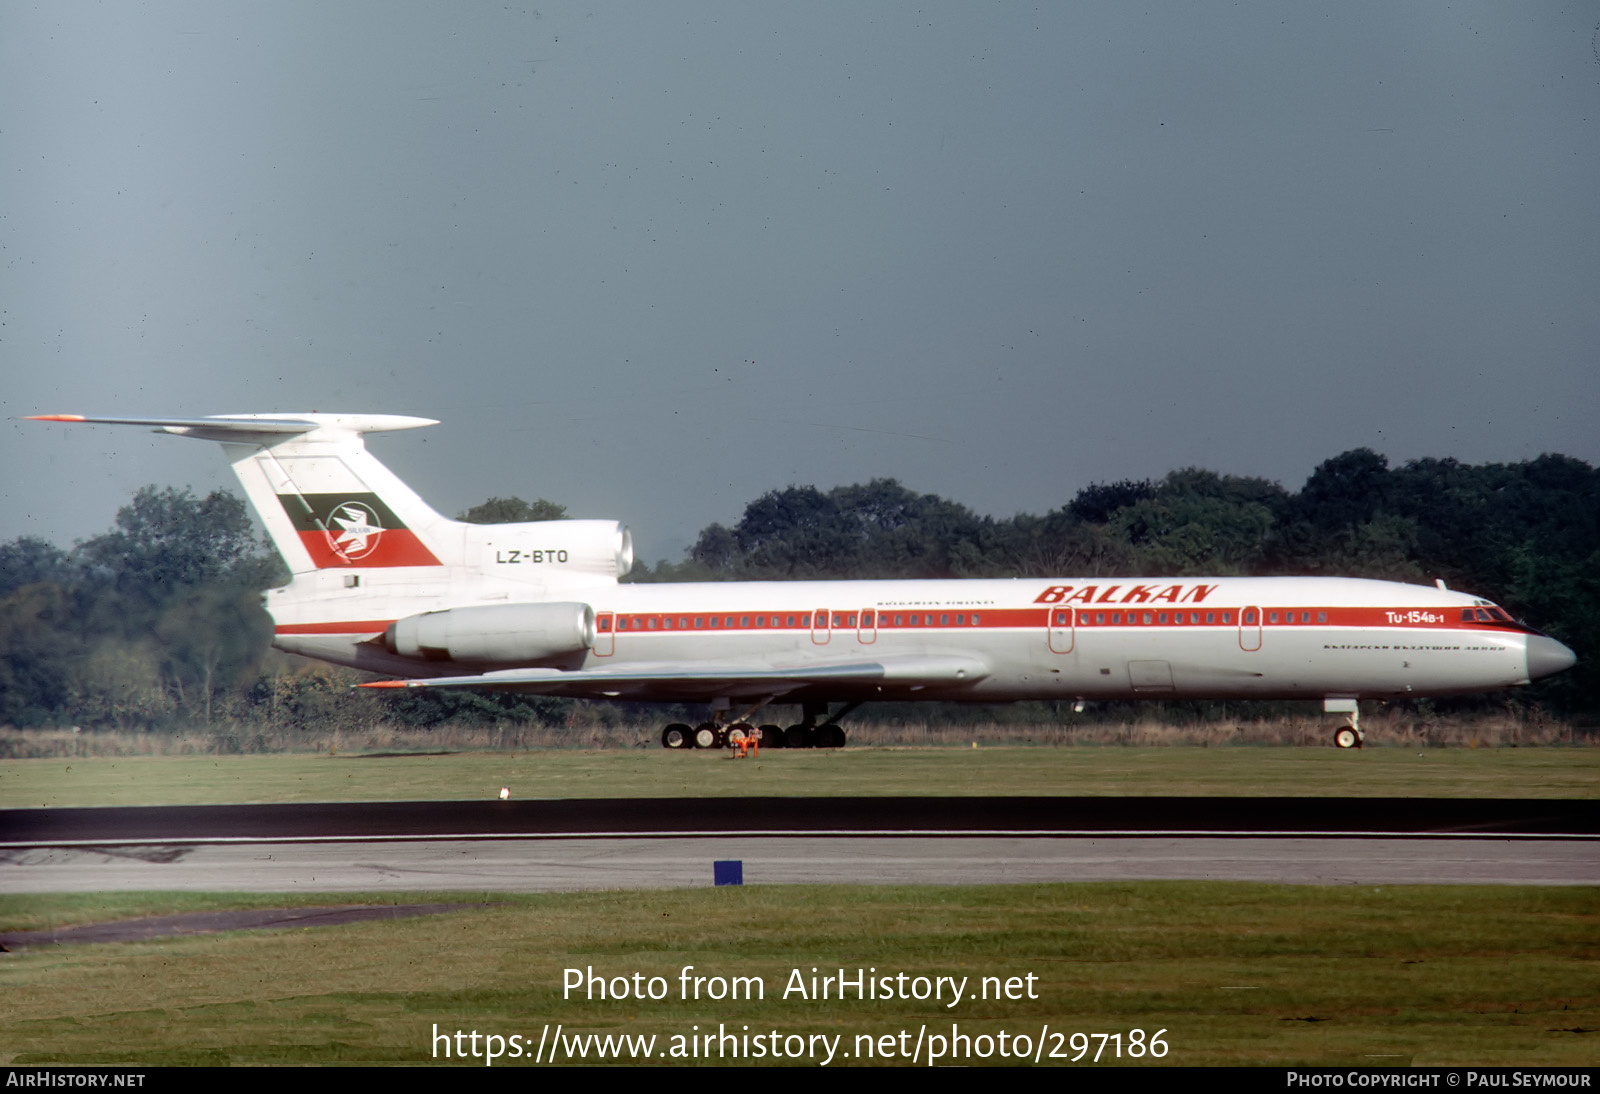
[
  {"left": 3, "top": 746, "right": 1597, "bottom": 808},
  {"left": 3, "top": 746, "right": 1594, "bottom": 1068},
  {"left": 1, "top": 884, "right": 1595, "bottom": 1067}
]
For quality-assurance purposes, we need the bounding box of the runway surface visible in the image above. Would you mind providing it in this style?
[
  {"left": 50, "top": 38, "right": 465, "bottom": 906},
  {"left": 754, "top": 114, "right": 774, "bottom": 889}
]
[
  {"left": 1, "top": 797, "right": 1593, "bottom": 892},
  {"left": 2, "top": 835, "right": 1595, "bottom": 893},
  {"left": 3, "top": 796, "right": 1594, "bottom": 844}
]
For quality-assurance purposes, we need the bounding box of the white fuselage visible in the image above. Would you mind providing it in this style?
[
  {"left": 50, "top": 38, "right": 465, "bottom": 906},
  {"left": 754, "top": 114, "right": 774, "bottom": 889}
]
[
  {"left": 270, "top": 572, "right": 1539, "bottom": 703},
  {"left": 33, "top": 413, "right": 1567, "bottom": 712}
]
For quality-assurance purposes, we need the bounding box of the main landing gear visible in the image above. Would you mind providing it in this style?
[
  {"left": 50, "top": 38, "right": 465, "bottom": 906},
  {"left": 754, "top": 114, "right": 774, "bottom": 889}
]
[
  {"left": 659, "top": 721, "right": 786, "bottom": 750},
  {"left": 660, "top": 701, "right": 858, "bottom": 750}
]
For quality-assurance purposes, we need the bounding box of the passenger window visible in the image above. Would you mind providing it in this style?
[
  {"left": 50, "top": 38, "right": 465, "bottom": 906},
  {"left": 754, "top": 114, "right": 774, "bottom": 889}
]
[
  {"left": 1159, "top": 613, "right": 1168, "bottom": 624},
  {"left": 1268, "top": 612, "right": 1278, "bottom": 624},
  {"left": 1143, "top": 613, "right": 1153, "bottom": 625},
  {"left": 971, "top": 614, "right": 980, "bottom": 624},
  {"left": 1318, "top": 612, "right": 1326, "bottom": 623}
]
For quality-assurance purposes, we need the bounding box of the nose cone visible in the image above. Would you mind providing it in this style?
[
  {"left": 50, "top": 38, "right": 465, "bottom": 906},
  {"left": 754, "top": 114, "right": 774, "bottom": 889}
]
[{"left": 1526, "top": 636, "right": 1577, "bottom": 681}]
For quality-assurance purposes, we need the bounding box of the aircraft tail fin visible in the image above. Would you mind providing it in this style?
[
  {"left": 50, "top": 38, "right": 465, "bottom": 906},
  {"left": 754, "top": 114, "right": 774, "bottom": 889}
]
[{"left": 26, "top": 413, "right": 457, "bottom": 574}]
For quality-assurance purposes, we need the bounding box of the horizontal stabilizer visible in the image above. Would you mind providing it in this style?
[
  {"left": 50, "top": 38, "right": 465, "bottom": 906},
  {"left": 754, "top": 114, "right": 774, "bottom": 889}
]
[{"left": 24, "top": 413, "right": 438, "bottom": 442}]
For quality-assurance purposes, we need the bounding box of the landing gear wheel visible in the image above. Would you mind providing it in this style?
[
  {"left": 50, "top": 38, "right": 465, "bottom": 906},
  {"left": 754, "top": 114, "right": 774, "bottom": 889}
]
[
  {"left": 815, "top": 723, "right": 847, "bottom": 749},
  {"left": 1334, "top": 725, "right": 1361, "bottom": 749},
  {"left": 725, "top": 724, "right": 751, "bottom": 748},
  {"left": 693, "top": 723, "right": 720, "bottom": 749},
  {"left": 784, "top": 724, "right": 812, "bottom": 749},
  {"left": 757, "top": 724, "right": 785, "bottom": 749},
  {"left": 661, "top": 723, "right": 691, "bottom": 749}
]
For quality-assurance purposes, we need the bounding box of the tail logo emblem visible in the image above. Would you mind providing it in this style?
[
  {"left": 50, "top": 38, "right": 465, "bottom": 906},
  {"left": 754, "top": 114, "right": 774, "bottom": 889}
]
[{"left": 325, "top": 501, "right": 384, "bottom": 561}]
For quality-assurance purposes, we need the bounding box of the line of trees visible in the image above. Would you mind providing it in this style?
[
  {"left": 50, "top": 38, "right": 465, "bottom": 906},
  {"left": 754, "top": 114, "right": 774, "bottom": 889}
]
[
  {"left": 0, "top": 487, "right": 282, "bottom": 729},
  {"left": 2, "top": 448, "right": 1594, "bottom": 731}
]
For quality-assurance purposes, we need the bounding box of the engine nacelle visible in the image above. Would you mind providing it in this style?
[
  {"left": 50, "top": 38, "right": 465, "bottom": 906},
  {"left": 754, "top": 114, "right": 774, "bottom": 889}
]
[
  {"left": 463, "top": 519, "right": 633, "bottom": 582},
  {"left": 386, "top": 602, "right": 596, "bottom": 663}
]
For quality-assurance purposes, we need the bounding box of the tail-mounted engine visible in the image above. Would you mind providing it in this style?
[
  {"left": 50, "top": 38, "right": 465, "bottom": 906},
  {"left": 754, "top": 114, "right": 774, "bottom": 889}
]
[
  {"left": 385, "top": 602, "right": 596, "bottom": 664},
  {"left": 466, "top": 520, "right": 634, "bottom": 583}
]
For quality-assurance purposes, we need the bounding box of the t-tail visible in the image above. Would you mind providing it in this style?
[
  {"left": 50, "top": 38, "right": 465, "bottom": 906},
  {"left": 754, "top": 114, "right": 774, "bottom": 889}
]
[
  {"left": 25, "top": 413, "right": 633, "bottom": 675},
  {"left": 27, "top": 413, "right": 456, "bottom": 571}
]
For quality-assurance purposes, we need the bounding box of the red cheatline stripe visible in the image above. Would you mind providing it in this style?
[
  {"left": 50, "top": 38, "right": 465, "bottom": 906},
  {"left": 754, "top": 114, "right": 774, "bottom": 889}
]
[
  {"left": 276, "top": 621, "right": 394, "bottom": 635},
  {"left": 595, "top": 606, "right": 1516, "bottom": 633},
  {"left": 24, "top": 414, "right": 87, "bottom": 421},
  {"left": 279, "top": 606, "right": 1518, "bottom": 638}
]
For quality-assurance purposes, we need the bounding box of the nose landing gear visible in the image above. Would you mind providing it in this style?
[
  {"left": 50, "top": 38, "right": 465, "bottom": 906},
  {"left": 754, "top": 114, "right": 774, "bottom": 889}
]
[{"left": 1326, "top": 699, "right": 1364, "bottom": 749}]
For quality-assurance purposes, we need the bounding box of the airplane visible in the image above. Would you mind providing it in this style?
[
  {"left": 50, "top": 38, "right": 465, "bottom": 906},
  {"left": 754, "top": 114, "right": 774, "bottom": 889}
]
[{"left": 28, "top": 412, "right": 1577, "bottom": 750}]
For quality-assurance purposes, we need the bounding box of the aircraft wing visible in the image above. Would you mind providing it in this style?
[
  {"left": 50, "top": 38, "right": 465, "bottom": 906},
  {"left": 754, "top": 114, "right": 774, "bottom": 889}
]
[{"left": 357, "top": 654, "right": 990, "bottom": 700}]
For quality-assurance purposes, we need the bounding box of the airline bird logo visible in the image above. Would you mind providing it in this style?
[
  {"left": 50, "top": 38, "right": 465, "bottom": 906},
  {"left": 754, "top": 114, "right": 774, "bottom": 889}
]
[{"left": 326, "top": 501, "right": 383, "bottom": 561}]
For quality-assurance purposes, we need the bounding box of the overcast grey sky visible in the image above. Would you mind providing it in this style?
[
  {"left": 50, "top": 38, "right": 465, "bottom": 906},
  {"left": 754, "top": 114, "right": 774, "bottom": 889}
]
[{"left": 6, "top": 2, "right": 1597, "bottom": 563}]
